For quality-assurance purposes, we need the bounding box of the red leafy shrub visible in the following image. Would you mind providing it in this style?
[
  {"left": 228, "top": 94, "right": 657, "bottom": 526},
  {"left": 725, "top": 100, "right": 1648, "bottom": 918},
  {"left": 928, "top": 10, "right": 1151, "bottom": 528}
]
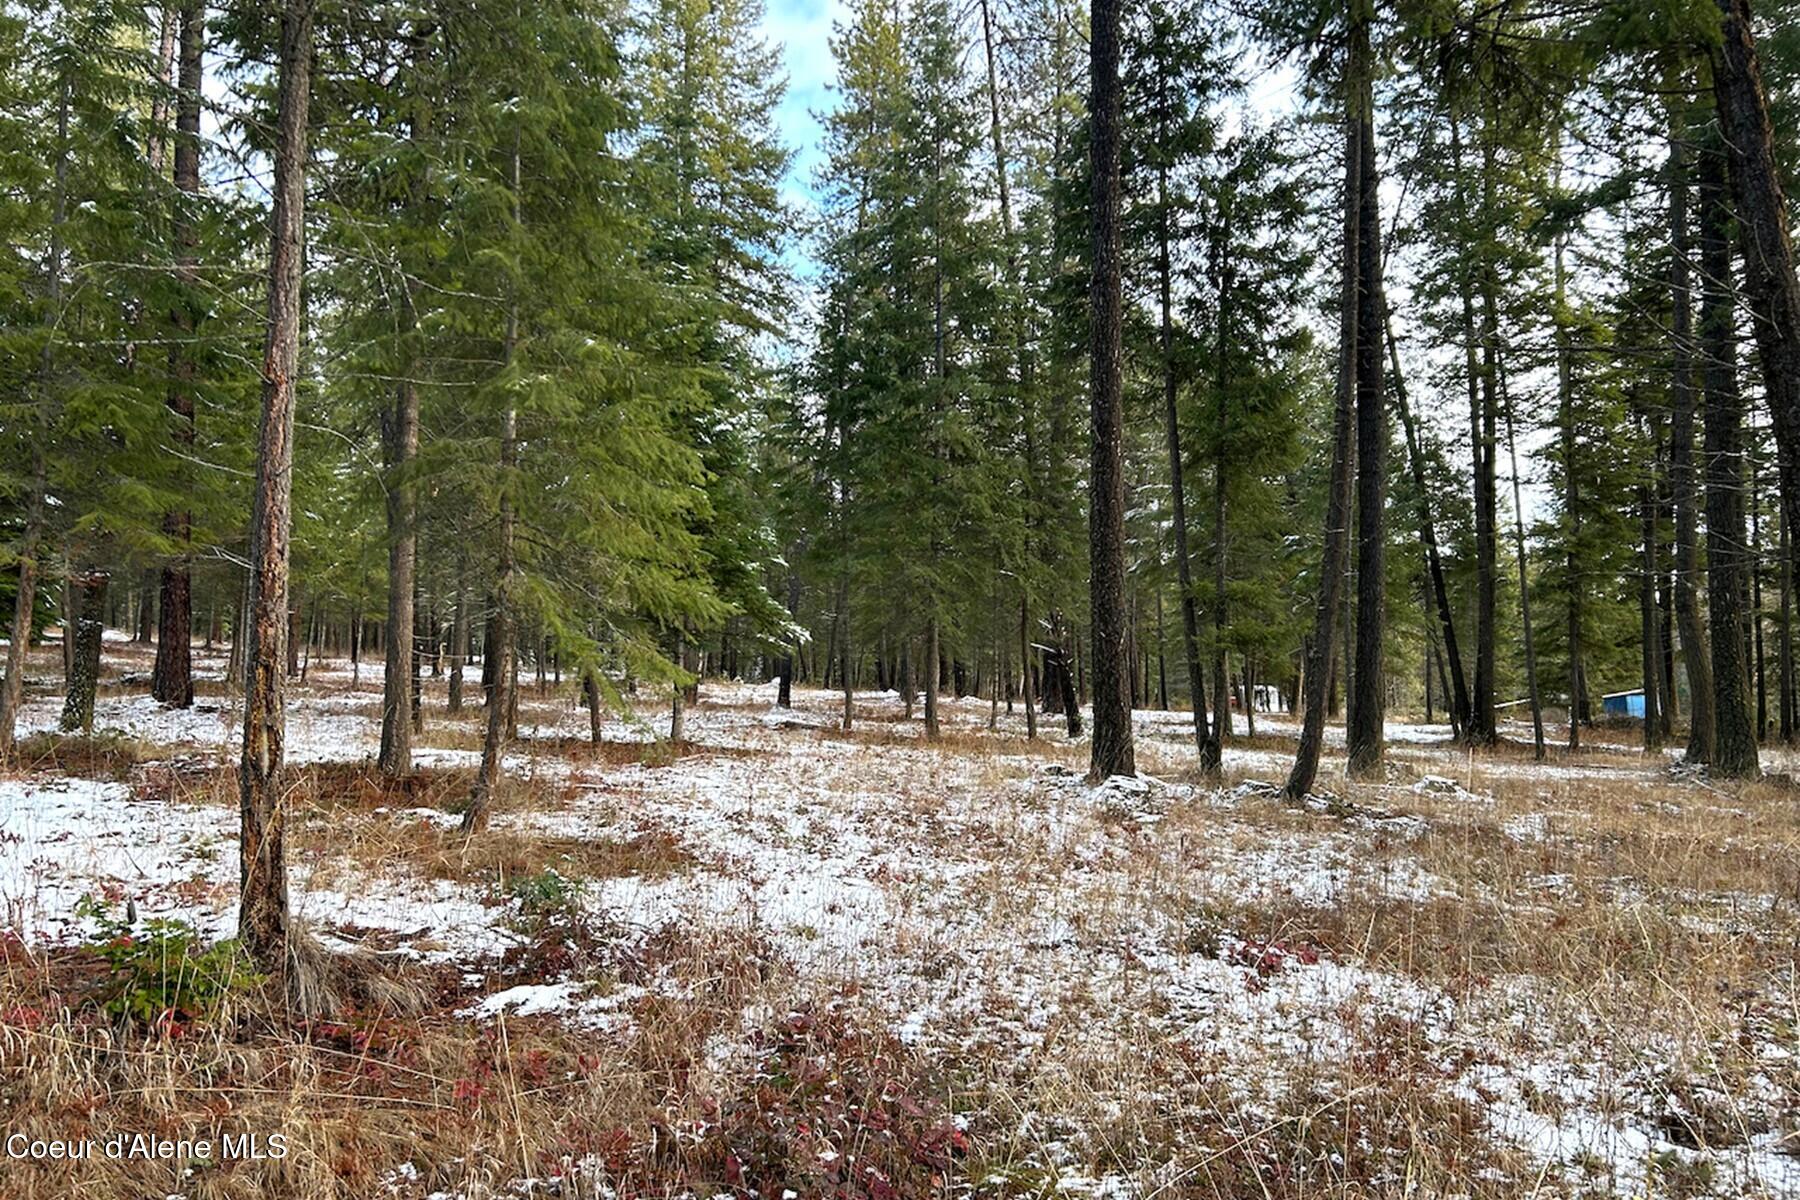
[
  {"left": 682, "top": 1005, "right": 968, "bottom": 1199},
  {"left": 1226, "top": 937, "right": 1325, "bottom": 991}
]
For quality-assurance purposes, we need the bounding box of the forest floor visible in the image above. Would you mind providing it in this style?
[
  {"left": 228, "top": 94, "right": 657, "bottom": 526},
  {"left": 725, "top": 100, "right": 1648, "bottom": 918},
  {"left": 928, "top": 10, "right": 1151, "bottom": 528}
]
[{"left": 0, "top": 636, "right": 1796, "bottom": 1199}]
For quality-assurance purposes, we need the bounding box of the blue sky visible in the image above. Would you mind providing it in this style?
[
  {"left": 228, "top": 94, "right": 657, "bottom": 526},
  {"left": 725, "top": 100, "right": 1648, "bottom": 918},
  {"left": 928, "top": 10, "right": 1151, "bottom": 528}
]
[{"left": 759, "top": 0, "right": 845, "bottom": 224}]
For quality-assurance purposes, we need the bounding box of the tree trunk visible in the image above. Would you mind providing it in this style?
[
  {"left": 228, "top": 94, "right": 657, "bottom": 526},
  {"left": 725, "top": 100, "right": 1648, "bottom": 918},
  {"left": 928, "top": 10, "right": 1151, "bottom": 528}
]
[
  {"left": 1452, "top": 112, "right": 1498, "bottom": 744},
  {"left": 0, "top": 451, "right": 45, "bottom": 756},
  {"left": 59, "top": 571, "right": 108, "bottom": 733},
  {"left": 286, "top": 602, "right": 301, "bottom": 678},
  {"left": 924, "top": 617, "right": 941, "bottom": 741},
  {"left": 1754, "top": 465, "right": 1767, "bottom": 740},
  {"left": 1156, "top": 137, "right": 1212, "bottom": 769},
  {"left": 1699, "top": 144, "right": 1760, "bottom": 778},
  {"left": 1020, "top": 596, "right": 1037, "bottom": 740},
  {"left": 448, "top": 580, "right": 467, "bottom": 712},
  {"left": 1501, "top": 370, "right": 1545, "bottom": 759},
  {"left": 410, "top": 578, "right": 424, "bottom": 731},
  {"left": 1639, "top": 409, "right": 1665, "bottom": 752},
  {"left": 1711, "top": 2, "right": 1800, "bottom": 721},
  {"left": 1386, "top": 311, "right": 1470, "bottom": 736},
  {"left": 1667, "top": 98, "right": 1715, "bottom": 763},
  {"left": 671, "top": 633, "right": 687, "bottom": 743},
  {"left": 135, "top": 571, "right": 155, "bottom": 644},
  {"left": 1781, "top": 495, "right": 1794, "bottom": 743},
  {"left": 462, "top": 134, "right": 523, "bottom": 835},
  {"left": 151, "top": 0, "right": 204, "bottom": 710},
  {"left": 1208, "top": 213, "right": 1233, "bottom": 762},
  {"left": 778, "top": 564, "right": 799, "bottom": 708},
  {"left": 1554, "top": 214, "right": 1579, "bottom": 754},
  {"left": 1347, "top": 64, "right": 1387, "bottom": 780},
  {"left": 838, "top": 575, "right": 852, "bottom": 731},
  {"left": 1286, "top": 35, "right": 1361, "bottom": 802},
  {"left": 1084, "top": 0, "right": 1134, "bottom": 780},
  {"left": 378, "top": 146, "right": 427, "bottom": 775},
  {"left": 3, "top": 77, "right": 72, "bottom": 751},
  {"left": 239, "top": 0, "right": 312, "bottom": 977}
]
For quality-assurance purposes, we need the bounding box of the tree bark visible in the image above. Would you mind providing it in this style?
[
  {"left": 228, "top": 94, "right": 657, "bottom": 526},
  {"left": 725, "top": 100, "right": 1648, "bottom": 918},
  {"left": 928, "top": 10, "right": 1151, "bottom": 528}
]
[
  {"left": 1208, "top": 212, "right": 1232, "bottom": 762},
  {"left": 1501, "top": 370, "right": 1545, "bottom": 759},
  {"left": 671, "top": 633, "right": 687, "bottom": 743},
  {"left": 1020, "top": 597, "right": 1037, "bottom": 740},
  {"left": 1781, "top": 494, "right": 1794, "bottom": 743},
  {"left": 1452, "top": 112, "right": 1498, "bottom": 744},
  {"left": 379, "top": 44, "right": 432, "bottom": 775},
  {"left": 462, "top": 134, "right": 522, "bottom": 835},
  {"left": 1554, "top": 215, "right": 1579, "bottom": 754},
  {"left": 1085, "top": 0, "right": 1134, "bottom": 780},
  {"left": 1711, "top": 0, "right": 1800, "bottom": 730},
  {"left": 778, "top": 563, "right": 799, "bottom": 708},
  {"left": 152, "top": 0, "right": 204, "bottom": 710},
  {"left": 448, "top": 579, "right": 467, "bottom": 712},
  {"left": 1699, "top": 145, "right": 1760, "bottom": 778},
  {"left": 1155, "top": 116, "right": 1212, "bottom": 769},
  {"left": 1638, "top": 408, "right": 1665, "bottom": 752},
  {"left": 924, "top": 618, "right": 941, "bottom": 740},
  {"left": 584, "top": 668, "right": 602, "bottom": 744},
  {"left": 239, "top": 0, "right": 312, "bottom": 976},
  {"left": 838, "top": 574, "right": 852, "bottom": 730},
  {"left": 0, "top": 451, "right": 45, "bottom": 756},
  {"left": 1667, "top": 98, "right": 1715, "bottom": 763},
  {"left": 2, "top": 78, "right": 72, "bottom": 753},
  {"left": 59, "top": 571, "right": 108, "bottom": 733},
  {"left": 1286, "top": 37, "right": 1361, "bottom": 801},
  {"left": 1346, "top": 58, "right": 1386, "bottom": 780},
  {"left": 1385, "top": 311, "right": 1469, "bottom": 736}
]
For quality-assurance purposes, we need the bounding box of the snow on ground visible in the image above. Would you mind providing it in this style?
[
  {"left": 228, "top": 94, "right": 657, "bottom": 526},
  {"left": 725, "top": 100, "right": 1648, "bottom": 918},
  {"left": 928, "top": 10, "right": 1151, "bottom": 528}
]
[{"left": 1, "top": 644, "right": 1795, "bottom": 1197}]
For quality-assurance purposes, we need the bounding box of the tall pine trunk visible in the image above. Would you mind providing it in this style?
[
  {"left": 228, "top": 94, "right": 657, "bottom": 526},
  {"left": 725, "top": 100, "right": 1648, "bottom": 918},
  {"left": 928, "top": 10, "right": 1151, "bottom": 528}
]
[
  {"left": 1500, "top": 372, "right": 1545, "bottom": 758},
  {"left": 1385, "top": 311, "right": 1469, "bottom": 736},
  {"left": 239, "top": 0, "right": 312, "bottom": 975},
  {"left": 1019, "top": 597, "right": 1037, "bottom": 740},
  {"left": 1209, "top": 216, "right": 1232, "bottom": 760},
  {"left": 1711, "top": 0, "right": 1800, "bottom": 687},
  {"left": 1699, "top": 145, "right": 1760, "bottom": 778},
  {"left": 924, "top": 618, "right": 941, "bottom": 741},
  {"left": 380, "top": 46, "right": 433, "bottom": 775},
  {"left": 152, "top": 0, "right": 204, "bottom": 710},
  {"left": 0, "top": 453, "right": 45, "bottom": 759},
  {"left": 1451, "top": 113, "right": 1498, "bottom": 744},
  {"left": 1, "top": 79, "right": 72, "bottom": 754},
  {"left": 59, "top": 571, "right": 108, "bottom": 733},
  {"left": 462, "top": 135, "right": 522, "bottom": 835},
  {"left": 1554, "top": 217, "right": 1578, "bottom": 753},
  {"left": 1286, "top": 35, "right": 1361, "bottom": 801},
  {"left": 1667, "top": 98, "right": 1715, "bottom": 763},
  {"left": 1781, "top": 496, "right": 1794, "bottom": 743},
  {"left": 1085, "top": 0, "right": 1134, "bottom": 780},
  {"left": 1155, "top": 103, "right": 1211, "bottom": 769},
  {"left": 1638, "top": 407, "right": 1665, "bottom": 751},
  {"left": 1346, "top": 59, "right": 1386, "bottom": 779},
  {"left": 447, "top": 579, "right": 467, "bottom": 712}
]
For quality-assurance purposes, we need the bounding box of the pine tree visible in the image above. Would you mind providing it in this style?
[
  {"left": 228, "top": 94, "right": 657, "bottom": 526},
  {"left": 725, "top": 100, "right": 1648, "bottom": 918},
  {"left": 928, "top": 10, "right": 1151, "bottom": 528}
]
[
  {"left": 1087, "top": 0, "right": 1135, "bottom": 780},
  {"left": 1698, "top": 141, "right": 1760, "bottom": 777},
  {"left": 150, "top": 0, "right": 204, "bottom": 709},
  {"left": 239, "top": 0, "right": 314, "bottom": 981}
]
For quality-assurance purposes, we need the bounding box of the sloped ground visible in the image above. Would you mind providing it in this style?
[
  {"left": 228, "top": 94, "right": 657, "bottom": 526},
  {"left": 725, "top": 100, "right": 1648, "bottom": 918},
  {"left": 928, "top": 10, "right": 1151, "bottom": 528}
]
[{"left": 0, "top": 639, "right": 1795, "bottom": 1199}]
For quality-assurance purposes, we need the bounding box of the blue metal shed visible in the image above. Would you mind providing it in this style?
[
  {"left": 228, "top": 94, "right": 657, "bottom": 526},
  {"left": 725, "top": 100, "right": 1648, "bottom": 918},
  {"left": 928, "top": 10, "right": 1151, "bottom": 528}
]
[{"left": 1601, "top": 689, "right": 1645, "bottom": 719}]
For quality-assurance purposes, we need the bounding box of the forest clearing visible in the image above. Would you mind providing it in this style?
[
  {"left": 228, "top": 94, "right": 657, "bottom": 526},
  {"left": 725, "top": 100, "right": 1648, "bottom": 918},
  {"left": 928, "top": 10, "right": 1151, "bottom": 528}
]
[
  {"left": 0, "top": 635, "right": 1795, "bottom": 1198},
  {"left": 9, "top": 0, "right": 1800, "bottom": 1195}
]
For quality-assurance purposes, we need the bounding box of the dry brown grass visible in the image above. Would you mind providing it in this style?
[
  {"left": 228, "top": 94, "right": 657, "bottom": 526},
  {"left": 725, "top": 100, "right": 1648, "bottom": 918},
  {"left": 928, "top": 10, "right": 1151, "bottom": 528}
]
[
  {"left": 0, "top": 926, "right": 874, "bottom": 1200},
  {"left": 4, "top": 675, "right": 1799, "bottom": 1198}
]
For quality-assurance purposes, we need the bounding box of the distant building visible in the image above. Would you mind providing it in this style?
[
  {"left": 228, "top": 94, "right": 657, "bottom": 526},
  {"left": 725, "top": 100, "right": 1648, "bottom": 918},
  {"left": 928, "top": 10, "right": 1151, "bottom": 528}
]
[{"left": 1601, "top": 689, "right": 1646, "bottom": 719}]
